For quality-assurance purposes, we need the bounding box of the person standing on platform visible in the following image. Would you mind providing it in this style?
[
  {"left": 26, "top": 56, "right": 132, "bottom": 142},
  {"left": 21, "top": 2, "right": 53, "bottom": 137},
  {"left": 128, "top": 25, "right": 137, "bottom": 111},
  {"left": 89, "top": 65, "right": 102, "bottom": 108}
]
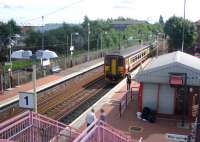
[
  {"left": 126, "top": 72, "right": 132, "bottom": 91},
  {"left": 86, "top": 109, "right": 96, "bottom": 127},
  {"left": 100, "top": 108, "right": 106, "bottom": 122}
]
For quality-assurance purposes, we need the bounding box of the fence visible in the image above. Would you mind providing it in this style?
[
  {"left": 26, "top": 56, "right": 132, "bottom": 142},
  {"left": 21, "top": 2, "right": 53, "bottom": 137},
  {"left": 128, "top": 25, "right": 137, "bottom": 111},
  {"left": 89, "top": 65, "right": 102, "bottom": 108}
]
[
  {"left": 119, "top": 89, "right": 133, "bottom": 118},
  {"left": 73, "top": 120, "right": 133, "bottom": 142},
  {"left": 0, "top": 111, "right": 80, "bottom": 142},
  {"left": 1, "top": 49, "right": 107, "bottom": 90}
]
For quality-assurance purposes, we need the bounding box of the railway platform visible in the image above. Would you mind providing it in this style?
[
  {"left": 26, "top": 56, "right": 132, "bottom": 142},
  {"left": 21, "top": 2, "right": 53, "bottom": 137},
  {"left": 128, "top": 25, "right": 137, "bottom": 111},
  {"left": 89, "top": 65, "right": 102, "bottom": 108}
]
[
  {"left": 70, "top": 59, "right": 191, "bottom": 142},
  {"left": 0, "top": 58, "right": 103, "bottom": 109}
]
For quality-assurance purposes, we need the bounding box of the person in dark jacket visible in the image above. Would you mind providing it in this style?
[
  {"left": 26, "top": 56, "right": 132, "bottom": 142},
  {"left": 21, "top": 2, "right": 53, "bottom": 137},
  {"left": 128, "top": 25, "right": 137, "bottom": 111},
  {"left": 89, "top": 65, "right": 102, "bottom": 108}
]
[
  {"left": 126, "top": 72, "right": 131, "bottom": 91},
  {"left": 100, "top": 109, "right": 106, "bottom": 122}
]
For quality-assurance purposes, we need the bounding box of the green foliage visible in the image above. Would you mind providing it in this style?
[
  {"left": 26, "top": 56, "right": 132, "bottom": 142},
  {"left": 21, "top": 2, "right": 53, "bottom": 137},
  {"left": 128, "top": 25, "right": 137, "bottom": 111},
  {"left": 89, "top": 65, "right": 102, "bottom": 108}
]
[
  {"left": 4, "top": 60, "right": 32, "bottom": 71},
  {"left": 159, "top": 15, "right": 164, "bottom": 25},
  {"left": 24, "top": 17, "right": 161, "bottom": 56},
  {"left": 125, "top": 23, "right": 162, "bottom": 42},
  {"left": 0, "top": 19, "right": 21, "bottom": 65},
  {"left": 164, "top": 16, "right": 197, "bottom": 51}
]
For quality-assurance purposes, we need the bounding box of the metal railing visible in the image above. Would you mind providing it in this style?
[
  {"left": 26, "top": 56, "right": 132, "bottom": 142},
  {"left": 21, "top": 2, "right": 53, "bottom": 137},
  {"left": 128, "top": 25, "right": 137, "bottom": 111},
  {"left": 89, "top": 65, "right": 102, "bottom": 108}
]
[
  {"left": 73, "top": 120, "right": 133, "bottom": 142},
  {"left": 0, "top": 111, "right": 80, "bottom": 142}
]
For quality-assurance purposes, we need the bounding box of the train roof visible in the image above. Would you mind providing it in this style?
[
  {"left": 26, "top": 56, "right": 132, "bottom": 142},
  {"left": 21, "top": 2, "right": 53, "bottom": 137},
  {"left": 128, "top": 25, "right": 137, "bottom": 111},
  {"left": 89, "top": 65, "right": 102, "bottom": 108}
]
[{"left": 106, "top": 44, "right": 151, "bottom": 58}]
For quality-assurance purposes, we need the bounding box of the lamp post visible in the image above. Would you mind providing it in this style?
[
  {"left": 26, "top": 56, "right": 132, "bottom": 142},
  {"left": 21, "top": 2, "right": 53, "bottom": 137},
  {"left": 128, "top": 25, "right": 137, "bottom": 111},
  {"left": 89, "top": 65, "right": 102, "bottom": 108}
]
[
  {"left": 7, "top": 39, "right": 15, "bottom": 89},
  {"left": 70, "top": 32, "right": 79, "bottom": 67},
  {"left": 181, "top": 0, "right": 186, "bottom": 52},
  {"left": 87, "top": 22, "right": 90, "bottom": 61},
  {"left": 100, "top": 32, "right": 103, "bottom": 57},
  {"left": 32, "top": 55, "right": 37, "bottom": 112},
  {"left": 64, "top": 33, "right": 68, "bottom": 69},
  {"left": 11, "top": 50, "right": 58, "bottom": 112},
  {"left": 42, "top": 16, "right": 44, "bottom": 50}
]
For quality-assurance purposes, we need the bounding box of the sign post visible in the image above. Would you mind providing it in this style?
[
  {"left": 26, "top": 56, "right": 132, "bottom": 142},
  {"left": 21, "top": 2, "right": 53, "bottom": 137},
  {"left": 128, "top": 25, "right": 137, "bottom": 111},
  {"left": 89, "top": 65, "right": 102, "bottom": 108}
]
[
  {"left": 166, "top": 133, "right": 188, "bottom": 142},
  {"left": 19, "top": 92, "right": 35, "bottom": 109},
  {"left": 169, "top": 73, "right": 187, "bottom": 127},
  {"left": 70, "top": 46, "right": 74, "bottom": 67},
  {"left": 195, "top": 88, "right": 200, "bottom": 142}
]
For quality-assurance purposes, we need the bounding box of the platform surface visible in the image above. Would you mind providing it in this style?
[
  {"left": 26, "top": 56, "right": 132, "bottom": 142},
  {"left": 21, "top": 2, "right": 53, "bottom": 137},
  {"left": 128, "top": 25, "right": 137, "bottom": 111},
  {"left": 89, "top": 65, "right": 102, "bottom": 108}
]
[
  {"left": 0, "top": 58, "right": 103, "bottom": 108},
  {"left": 70, "top": 59, "right": 191, "bottom": 142}
]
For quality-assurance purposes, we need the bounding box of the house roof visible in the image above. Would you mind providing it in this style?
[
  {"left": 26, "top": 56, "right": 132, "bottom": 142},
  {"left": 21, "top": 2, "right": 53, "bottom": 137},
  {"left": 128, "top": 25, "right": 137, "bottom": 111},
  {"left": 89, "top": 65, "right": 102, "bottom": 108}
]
[{"left": 144, "top": 51, "right": 200, "bottom": 72}]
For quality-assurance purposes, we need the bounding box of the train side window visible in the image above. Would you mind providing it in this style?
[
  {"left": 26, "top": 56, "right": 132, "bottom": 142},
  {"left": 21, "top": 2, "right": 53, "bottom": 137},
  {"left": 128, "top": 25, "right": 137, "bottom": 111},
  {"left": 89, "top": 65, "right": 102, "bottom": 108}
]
[{"left": 193, "top": 94, "right": 199, "bottom": 105}]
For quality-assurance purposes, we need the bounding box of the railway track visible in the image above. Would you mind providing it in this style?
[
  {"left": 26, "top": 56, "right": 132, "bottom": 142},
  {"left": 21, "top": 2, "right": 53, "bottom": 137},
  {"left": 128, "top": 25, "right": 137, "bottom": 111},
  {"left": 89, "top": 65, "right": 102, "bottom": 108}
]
[
  {"left": 41, "top": 77, "right": 110, "bottom": 120},
  {"left": 0, "top": 67, "right": 109, "bottom": 123},
  {"left": 60, "top": 84, "right": 113, "bottom": 124},
  {"left": 0, "top": 76, "right": 112, "bottom": 124}
]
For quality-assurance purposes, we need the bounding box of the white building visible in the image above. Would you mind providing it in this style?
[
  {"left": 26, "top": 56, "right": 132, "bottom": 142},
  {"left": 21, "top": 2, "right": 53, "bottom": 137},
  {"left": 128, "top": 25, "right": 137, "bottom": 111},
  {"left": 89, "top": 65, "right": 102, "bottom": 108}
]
[{"left": 135, "top": 51, "right": 200, "bottom": 118}]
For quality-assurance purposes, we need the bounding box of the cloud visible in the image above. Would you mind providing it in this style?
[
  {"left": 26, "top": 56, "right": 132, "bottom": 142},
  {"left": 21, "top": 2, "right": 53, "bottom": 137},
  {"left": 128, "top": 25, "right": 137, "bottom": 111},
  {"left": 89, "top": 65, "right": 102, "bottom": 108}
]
[
  {"left": 15, "top": 5, "right": 24, "bottom": 9},
  {"left": 112, "top": 0, "right": 134, "bottom": 9},
  {"left": 3, "top": 4, "right": 11, "bottom": 9},
  {"left": 0, "top": 3, "right": 24, "bottom": 10},
  {"left": 121, "top": 0, "right": 132, "bottom": 4},
  {"left": 112, "top": 5, "right": 132, "bottom": 9}
]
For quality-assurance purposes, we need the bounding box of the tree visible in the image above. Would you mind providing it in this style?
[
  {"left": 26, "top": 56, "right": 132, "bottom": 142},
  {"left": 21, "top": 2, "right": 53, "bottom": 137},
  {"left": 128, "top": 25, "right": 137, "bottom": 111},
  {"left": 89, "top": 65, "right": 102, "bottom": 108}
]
[
  {"left": 164, "top": 16, "right": 197, "bottom": 52},
  {"left": 159, "top": 15, "right": 164, "bottom": 25},
  {"left": 0, "top": 19, "right": 21, "bottom": 65}
]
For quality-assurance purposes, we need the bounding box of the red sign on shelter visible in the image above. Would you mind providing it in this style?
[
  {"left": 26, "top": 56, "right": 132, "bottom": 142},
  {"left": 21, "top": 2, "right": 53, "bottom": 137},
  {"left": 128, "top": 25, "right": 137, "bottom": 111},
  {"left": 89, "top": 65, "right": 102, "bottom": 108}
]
[{"left": 169, "top": 75, "right": 183, "bottom": 86}]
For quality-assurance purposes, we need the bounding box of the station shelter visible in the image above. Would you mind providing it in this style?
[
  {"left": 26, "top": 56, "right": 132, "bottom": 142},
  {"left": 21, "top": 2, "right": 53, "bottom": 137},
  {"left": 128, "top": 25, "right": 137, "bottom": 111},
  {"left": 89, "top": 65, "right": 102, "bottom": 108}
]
[{"left": 134, "top": 51, "right": 200, "bottom": 118}]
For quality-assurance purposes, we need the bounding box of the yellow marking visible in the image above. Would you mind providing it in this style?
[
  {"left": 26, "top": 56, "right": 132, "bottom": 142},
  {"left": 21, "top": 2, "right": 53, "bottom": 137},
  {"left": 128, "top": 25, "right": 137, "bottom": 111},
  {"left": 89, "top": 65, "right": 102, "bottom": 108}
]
[
  {"left": 105, "top": 66, "right": 110, "bottom": 71},
  {"left": 111, "top": 59, "right": 117, "bottom": 75},
  {"left": 129, "top": 126, "right": 143, "bottom": 133}
]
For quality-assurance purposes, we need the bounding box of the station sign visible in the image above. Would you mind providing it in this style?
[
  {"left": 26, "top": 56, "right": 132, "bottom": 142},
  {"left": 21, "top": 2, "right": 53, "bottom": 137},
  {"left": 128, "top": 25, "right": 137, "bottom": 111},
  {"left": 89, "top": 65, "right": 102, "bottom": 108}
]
[
  {"left": 166, "top": 133, "right": 188, "bottom": 142},
  {"left": 169, "top": 75, "right": 183, "bottom": 85},
  {"left": 42, "top": 59, "right": 50, "bottom": 66},
  {"left": 169, "top": 73, "right": 187, "bottom": 87},
  {"left": 19, "top": 92, "right": 35, "bottom": 109}
]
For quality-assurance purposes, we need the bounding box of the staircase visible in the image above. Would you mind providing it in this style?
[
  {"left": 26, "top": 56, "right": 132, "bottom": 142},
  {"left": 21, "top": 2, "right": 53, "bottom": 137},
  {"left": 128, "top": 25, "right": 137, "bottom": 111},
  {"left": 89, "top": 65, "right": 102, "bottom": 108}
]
[
  {"left": 0, "top": 111, "right": 135, "bottom": 142},
  {"left": 0, "top": 111, "right": 80, "bottom": 142}
]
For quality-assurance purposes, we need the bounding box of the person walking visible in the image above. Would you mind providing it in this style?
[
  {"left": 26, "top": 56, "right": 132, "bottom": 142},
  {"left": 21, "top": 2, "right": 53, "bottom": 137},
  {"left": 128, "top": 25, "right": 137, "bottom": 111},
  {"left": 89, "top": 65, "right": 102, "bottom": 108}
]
[
  {"left": 126, "top": 72, "right": 131, "bottom": 91},
  {"left": 100, "top": 108, "right": 106, "bottom": 122},
  {"left": 86, "top": 109, "right": 96, "bottom": 127}
]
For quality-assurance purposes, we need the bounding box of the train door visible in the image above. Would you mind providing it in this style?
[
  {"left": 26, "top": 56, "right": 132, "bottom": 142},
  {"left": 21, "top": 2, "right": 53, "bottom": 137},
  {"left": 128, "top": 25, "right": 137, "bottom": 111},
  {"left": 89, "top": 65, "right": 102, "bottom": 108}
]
[{"left": 111, "top": 58, "right": 117, "bottom": 75}]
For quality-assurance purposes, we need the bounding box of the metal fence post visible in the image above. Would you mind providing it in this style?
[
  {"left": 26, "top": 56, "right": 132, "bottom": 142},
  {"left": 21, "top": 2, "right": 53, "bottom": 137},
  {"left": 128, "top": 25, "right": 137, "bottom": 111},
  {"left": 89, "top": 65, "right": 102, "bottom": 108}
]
[{"left": 195, "top": 88, "right": 200, "bottom": 142}]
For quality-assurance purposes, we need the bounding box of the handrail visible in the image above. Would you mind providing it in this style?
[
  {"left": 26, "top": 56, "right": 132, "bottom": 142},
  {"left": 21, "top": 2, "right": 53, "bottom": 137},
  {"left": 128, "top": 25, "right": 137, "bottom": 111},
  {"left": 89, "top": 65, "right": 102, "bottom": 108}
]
[{"left": 139, "top": 137, "right": 143, "bottom": 142}]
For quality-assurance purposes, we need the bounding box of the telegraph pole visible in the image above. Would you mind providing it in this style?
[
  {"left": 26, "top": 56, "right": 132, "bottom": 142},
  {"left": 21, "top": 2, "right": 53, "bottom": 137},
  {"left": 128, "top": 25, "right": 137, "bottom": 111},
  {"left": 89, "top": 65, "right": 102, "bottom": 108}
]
[
  {"left": 100, "top": 32, "right": 103, "bottom": 57},
  {"left": 42, "top": 16, "right": 44, "bottom": 50},
  {"left": 87, "top": 22, "right": 90, "bottom": 61},
  {"left": 181, "top": 0, "right": 186, "bottom": 52}
]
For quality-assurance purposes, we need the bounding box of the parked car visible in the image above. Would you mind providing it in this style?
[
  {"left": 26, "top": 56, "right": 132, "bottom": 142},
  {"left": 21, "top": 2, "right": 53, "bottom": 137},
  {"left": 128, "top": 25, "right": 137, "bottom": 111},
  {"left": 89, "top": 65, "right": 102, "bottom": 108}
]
[{"left": 51, "top": 65, "right": 61, "bottom": 73}]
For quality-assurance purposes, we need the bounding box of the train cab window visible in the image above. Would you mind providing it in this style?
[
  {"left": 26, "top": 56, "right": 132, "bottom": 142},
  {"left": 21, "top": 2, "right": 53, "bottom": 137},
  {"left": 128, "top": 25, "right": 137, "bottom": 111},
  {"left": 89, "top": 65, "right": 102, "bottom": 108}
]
[
  {"left": 105, "top": 56, "right": 111, "bottom": 65},
  {"left": 118, "top": 57, "right": 124, "bottom": 66}
]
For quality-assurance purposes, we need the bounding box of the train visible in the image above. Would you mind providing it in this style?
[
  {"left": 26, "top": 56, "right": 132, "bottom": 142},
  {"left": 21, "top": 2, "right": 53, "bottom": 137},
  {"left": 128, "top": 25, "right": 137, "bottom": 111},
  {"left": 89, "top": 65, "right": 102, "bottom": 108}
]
[{"left": 104, "top": 44, "right": 154, "bottom": 83}]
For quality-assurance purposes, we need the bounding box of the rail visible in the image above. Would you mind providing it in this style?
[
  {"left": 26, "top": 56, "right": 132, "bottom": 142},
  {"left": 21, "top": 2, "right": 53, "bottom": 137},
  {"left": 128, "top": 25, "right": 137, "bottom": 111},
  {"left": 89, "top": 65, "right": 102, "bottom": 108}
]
[{"left": 0, "top": 61, "right": 103, "bottom": 109}]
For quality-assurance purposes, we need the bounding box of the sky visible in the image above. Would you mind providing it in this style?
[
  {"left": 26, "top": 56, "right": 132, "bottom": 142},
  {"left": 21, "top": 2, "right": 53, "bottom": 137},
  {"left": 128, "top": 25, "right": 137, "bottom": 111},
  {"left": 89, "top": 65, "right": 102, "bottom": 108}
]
[{"left": 0, "top": 0, "right": 199, "bottom": 26}]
